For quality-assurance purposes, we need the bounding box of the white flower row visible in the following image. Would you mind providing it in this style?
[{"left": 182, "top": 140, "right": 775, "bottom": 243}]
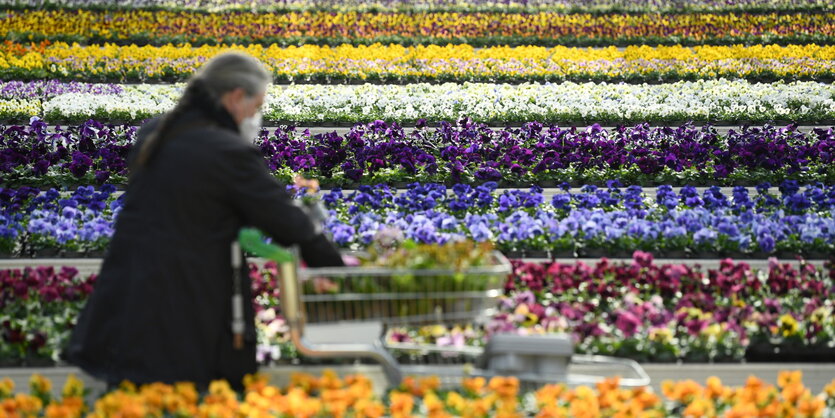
[{"left": 4, "top": 79, "right": 834, "bottom": 123}]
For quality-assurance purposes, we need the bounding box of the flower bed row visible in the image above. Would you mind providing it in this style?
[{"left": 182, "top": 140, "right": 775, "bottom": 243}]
[
  {"left": 1, "top": 0, "right": 833, "bottom": 13},
  {"left": 2, "top": 254, "right": 834, "bottom": 367},
  {"left": 386, "top": 253, "right": 835, "bottom": 363},
  {"left": 493, "top": 254, "right": 835, "bottom": 363},
  {"left": 1, "top": 80, "right": 834, "bottom": 125},
  {"left": 2, "top": 181, "right": 835, "bottom": 257},
  {"left": 3, "top": 42, "right": 835, "bottom": 83},
  {"left": 2, "top": 371, "right": 833, "bottom": 417},
  {"left": 0, "top": 185, "right": 118, "bottom": 255},
  {"left": 3, "top": 119, "right": 835, "bottom": 188},
  {"left": 3, "top": 10, "right": 835, "bottom": 47},
  {"left": 321, "top": 183, "right": 835, "bottom": 257}
]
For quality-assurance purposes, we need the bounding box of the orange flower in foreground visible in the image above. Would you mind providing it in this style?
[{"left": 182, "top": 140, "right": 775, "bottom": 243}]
[
  {"left": 661, "top": 379, "right": 702, "bottom": 402},
  {"left": 781, "top": 382, "right": 809, "bottom": 405},
  {"left": 704, "top": 376, "right": 726, "bottom": 400},
  {"left": 566, "top": 386, "right": 600, "bottom": 418},
  {"left": 243, "top": 373, "right": 270, "bottom": 393},
  {"left": 825, "top": 379, "right": 835, "bottom": 397},
  {"left": 725, "top": 401, "right": 759, "bottom": 418},
  {"left": 44, "top": 402, "right": 81, "bottom": 418},
  {"left": 289, "top": 372, "right": 318, "bottom": 393},
  {"left": 354, "top": 398, "right": 386, "bottom": 418},
  {"left": 400, "top": 376, "right": 422, "bottom": 397},
  {"left": 535, "top": 384, "right": 565, "bottom": 406},
  {"left": 796, "top": 393, "right": 825, "bottom": 418},
  {"left": 596, "top": 376, "right": 621, "bottom": 394},
  {"left": 286, "top": 387, "right": 321, "bottom": 418},
  {"left": 420, "top": 376, "right": 441, "bottom": 394},
  {"left": 345, "top": 374, "right": 374, "bottom": 391},
  {"left": 536, "top": 403, "right": 569, "bottom": 418},
  {"left": 389, "top": 391, "right": 415, "bottom": 418},
  {"left": 630, "top": 388, "right": 661, "bottom": 411},
  {"left": 489, "top": 376, "right": 520, "bottom": 399},
  {"left": 462, "top": 395, "right": 496, "bottom": 418},
  {"left": 319, "top": 369, "right": 345, "bottom": 390},
  {"left": 682, "top": 397, "right": 716, "bottom": 418},
  {"left": 462, "top": 377, "right": 487, "bottom": 396},
  {"left": 423, "top": 391, "right": 452, "bottom": 418},
  {"left": 90, "top": 392, "right": 148, "bottom": 418},
  {"left": 10, "top": 393, "right": 44, "bottom": 415},
  {"left": 778, "top": 370, "right": 803, "bottom": 388}
]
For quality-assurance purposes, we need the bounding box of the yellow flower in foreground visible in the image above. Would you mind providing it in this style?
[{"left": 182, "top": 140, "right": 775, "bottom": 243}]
[
  {"left": 61, "top": 374, "right": 85, "bottom": 399},
  {"left": 2, "top": 371, "right": 835, "bottom": 417},
  {"left": 289, "top": 371, "right": 318, "bottom": 392},
  {"left": 319, "top": 368, "right": 344, "bottom": 390},
  {"left": 446, "top": 391, "right": 467, "bottom": 412},
  {"left": 29, "top": 374, "right": 52, "bottom": 394},
  {"left": 824, "top": 378, "right": 835, "bottom": 397},
  {"left": 0, "top": 378, "right": 14, "bottom": 399}
]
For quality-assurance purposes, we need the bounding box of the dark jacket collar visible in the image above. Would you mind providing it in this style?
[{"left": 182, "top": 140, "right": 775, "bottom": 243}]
[{"left": 180, "top": 103, "right": 239, "bottom": 134}]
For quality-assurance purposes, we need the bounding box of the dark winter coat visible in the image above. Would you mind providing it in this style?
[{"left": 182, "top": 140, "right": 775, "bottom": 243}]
[{"left": 65, "top": 106, "right": 343, "bottom": 390}]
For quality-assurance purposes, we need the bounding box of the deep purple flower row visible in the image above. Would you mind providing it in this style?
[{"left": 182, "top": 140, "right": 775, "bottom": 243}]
[{"left": 2, "top": 118, "right": 835, "bottom": 187}]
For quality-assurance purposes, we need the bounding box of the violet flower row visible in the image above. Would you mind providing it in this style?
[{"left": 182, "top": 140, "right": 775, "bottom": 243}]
[{"left": 2, "top": 118, "right": 835, "bottom": 187}]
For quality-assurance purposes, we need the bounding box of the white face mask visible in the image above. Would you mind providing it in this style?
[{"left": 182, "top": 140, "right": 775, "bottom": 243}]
[{"left": 239, "top": 110, "right": 262, "bottom": 142}]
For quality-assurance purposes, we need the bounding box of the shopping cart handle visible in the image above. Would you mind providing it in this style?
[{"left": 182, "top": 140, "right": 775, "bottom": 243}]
[{"left": 238, "top": 228, "right": 295, "bottom": 263}]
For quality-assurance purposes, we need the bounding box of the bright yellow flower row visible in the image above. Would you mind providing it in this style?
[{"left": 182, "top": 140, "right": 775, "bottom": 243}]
[
  {"left": 22, "top": 42, "right": 835, "bottom": 61},
  {"left": 1, "top": 42, "right": 834, "bottom": 81},
  {"left": 2, "top": 370, "right": 834, "bottom": 417},
  {"left": 1, "top": 9, "right": 833, "bottom": 41}
]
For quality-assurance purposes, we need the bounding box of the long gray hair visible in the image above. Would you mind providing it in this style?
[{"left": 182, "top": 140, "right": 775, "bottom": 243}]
[{"left": 134, "top": 52, "right": 272, "bottom": 168}]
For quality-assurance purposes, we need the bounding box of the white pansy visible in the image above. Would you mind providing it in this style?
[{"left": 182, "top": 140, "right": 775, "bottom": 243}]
[{"left": 11, "top": 79, "right": 835, "bottom": 123}]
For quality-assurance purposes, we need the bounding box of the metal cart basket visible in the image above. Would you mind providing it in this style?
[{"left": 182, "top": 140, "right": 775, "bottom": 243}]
[{"left": 238, "top": 229, "right": 650, "bottom": 389}]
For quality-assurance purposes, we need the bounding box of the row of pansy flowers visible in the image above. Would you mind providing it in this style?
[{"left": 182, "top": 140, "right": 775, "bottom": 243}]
[
  {"left": 1, "top": 80, "right": 835, "bottom": 125},
  {"left": 2, "top": 181, "right": 834, "bottom": 257},
  {"left": 2, "top": 370, "right": 833, "bottom": 417},
  {"left": 3, "top": 118, "right": 834, "bottom": 187},
  {"left": 384, "top": 252, "right": 835, "bottom": 364},
  {"left": 3, "top": 252, "right": 833, "bottom": 366},
  {"left": 2, "top": 10, "right": 833, "bottom": 47},
  {"left": 1, "top": 0, "right": 830, "bottom": 12},
  {"left": 3, "top": 43, "right": 835, "bottom": 84}
]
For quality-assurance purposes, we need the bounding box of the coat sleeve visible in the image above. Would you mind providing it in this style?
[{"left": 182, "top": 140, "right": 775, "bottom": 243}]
[{"left": 217, "top": 141, "right": 344, "bottom": 267}]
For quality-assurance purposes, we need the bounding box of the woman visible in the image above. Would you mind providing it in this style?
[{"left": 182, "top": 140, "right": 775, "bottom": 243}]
[{"left": 65, "top": 52, "right": 344, "bottom": 390}]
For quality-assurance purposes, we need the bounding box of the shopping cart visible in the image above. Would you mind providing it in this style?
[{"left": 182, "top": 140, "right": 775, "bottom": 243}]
[{"left": 237, "top": 228, "right": 650, "bottom": 389}]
